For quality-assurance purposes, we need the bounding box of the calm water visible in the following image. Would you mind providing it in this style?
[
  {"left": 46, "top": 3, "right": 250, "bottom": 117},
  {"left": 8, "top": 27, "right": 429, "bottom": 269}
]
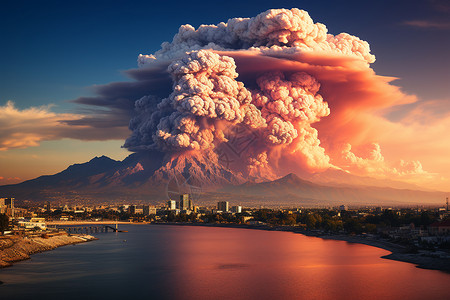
[{"left": 0, "top": 225, "right": 449, "bottom": 300}]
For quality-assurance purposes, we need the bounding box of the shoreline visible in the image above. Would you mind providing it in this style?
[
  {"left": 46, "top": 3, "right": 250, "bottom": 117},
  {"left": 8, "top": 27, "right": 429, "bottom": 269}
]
[
  {"left": 150, "top": 222, "right": 450, "bottom": 273},
  {"left": 0, "top": 232, "right": 97, "bottom": 269},
  {"left": 46, "top": 221, "right": 134, "bottom": 226},
  {"left": 304, "top": 233, "right": 450, "bottom": 273}
]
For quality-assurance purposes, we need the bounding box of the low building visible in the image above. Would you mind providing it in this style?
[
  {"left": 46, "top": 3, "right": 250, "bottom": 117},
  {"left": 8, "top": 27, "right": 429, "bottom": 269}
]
[
  {"left": 248, "top": 220, "right": 267, "bottom": 226},
  {"left": 143, "top": 205, "right": 157, "bottom": 216},
  {"left": 6, "top": 207, "right": 30, "bottom": 218},
  {"left": 16, "top": 217, "right": 47, "bottom": 230},
  {"left": 231, "top": 205, "right": 242, "bottom": 213},
  {"left": 129, "top": 205, "right": 144, "bottom": 214},
  {"left": 60, "top": 215, "right": 70, "bottom": 221},
  {"left": 242, "top": 216, "right": 253, "bottom": 223},
  {"left": 429, "top": 219, "right": 450, "bottom": 236},
  {"left": 339, "top": 205, "right": 348, "bottom": 211}
]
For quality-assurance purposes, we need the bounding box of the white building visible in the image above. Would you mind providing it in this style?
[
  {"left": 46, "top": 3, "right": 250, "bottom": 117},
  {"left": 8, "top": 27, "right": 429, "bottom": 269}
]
[
  {"left": 167, "top": 200, "right": 177, "bottom": 210},
  {"left": 231, "top": 205, "right": 242, "bottom": 213},
  {"left": 17, "top": 217, "right": 47, "bottom": 230}
]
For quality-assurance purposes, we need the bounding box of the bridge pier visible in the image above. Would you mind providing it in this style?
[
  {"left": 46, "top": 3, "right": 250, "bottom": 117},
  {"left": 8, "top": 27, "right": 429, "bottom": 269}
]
[{"left": 59, "top": 225, "right": 121, "bottom": 234}]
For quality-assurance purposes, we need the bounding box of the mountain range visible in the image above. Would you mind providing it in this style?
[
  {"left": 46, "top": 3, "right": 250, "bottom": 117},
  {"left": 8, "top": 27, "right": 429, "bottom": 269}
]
[{"left": 0, "top": 152, "right": 446, "bottom": 206}]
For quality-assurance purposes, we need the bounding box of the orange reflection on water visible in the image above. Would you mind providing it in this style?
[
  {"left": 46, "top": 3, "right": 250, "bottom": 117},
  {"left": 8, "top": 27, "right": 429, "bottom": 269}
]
[{"left": 162, "top": 226, "right": 450, "bottom": 300}]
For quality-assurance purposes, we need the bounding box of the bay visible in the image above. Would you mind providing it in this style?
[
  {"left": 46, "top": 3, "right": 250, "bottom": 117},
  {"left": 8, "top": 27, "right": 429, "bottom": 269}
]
[{"left": 1, "top": 224, "right": 449, "bottom": 300}]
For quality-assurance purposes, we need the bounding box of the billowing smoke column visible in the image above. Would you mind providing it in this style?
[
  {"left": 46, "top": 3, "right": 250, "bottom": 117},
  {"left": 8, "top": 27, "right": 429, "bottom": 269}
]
[
  {"left": 126, "top": 50, "right": 265, "bottom": 152},
  {"left": 124, "top": 8, "right": 386, "bottom": 178},
  {"left": 137, "top": 8, "right": 374, "bottom": 66},
  {"left": 252, "top": 71, "right": 329, "bottom": 145}
]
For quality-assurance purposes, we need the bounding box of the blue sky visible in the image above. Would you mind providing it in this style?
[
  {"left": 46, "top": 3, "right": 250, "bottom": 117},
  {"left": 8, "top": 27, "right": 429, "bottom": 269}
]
[
  {"left": 1, "top": 0, "right": 448, "bottom": 109},
  {"left": 1, "top": 0, "right": 449, "bottom": 187}
]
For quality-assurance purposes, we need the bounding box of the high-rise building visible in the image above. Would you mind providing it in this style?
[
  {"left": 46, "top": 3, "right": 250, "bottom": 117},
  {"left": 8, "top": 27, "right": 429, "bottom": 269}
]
[
  {"left": 0, "top": 198, "right": 14, "bottom": 218},
  {"left": 167, "top": 200, "right": 177, "bottom": 210},
  {"left": 217, "top": 201, "right": 229, "bottom": 212},
  {"left": 179, "top": 194, "right": 192, "bottom": 211},
  {"left": 231, "top": 205, "right": 242, "bottom": 213},
  {"left": 0, "top": 198, "right": 5, "bottom": 214}
]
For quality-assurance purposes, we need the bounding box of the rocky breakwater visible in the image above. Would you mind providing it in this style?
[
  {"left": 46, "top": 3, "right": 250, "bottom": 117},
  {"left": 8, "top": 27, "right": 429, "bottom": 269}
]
[{"left": 0, "top": 232, "right": 96, "bottom": 268}]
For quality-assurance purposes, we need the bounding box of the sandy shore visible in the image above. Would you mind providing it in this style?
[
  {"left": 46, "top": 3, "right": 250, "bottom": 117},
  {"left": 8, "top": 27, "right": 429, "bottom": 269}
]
[
  {"left": 46, "top": 220, "right": 133, "bottom": 226},
  {"left": 0, "top": 232, "right": 96, "bottom": 269},
  {"left": 303, "top": 233, "right": 450, "bottom": 273}
]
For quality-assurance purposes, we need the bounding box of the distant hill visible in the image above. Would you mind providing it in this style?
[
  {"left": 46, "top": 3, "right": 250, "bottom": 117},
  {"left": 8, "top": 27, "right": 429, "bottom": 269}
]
[
  {"left": 301, "top": 168, "right": 432, "bottom": 191},
  {"left": 0, "top": 153, "right": 447, "bottom": 206},
  {"left": 224, "top": 173, "right": 447, "bottom": 206}
]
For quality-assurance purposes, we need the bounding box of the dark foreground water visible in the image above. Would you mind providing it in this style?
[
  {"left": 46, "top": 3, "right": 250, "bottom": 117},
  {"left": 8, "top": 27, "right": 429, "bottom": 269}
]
[{"left": 1, "top": 225, "right": 449, "bottom": 300}]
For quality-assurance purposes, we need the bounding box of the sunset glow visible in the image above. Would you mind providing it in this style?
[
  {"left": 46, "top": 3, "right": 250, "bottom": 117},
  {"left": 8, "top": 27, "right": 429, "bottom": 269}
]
[{"left": 1, "top": 1, "right": 449, "bottom": 192}]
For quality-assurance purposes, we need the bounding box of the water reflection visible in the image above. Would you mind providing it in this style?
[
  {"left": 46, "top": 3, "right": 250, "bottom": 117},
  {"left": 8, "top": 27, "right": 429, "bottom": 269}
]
[
  {"left": 0, "top": 225, "right": 449, "bottom": 300},
  {"left": 162, "top": 226, "right": 449, "bottom": 300}
]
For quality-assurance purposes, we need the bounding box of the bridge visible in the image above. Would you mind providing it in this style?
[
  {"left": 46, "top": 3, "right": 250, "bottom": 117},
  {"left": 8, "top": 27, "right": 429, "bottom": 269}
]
[{"left": 58, "top": 224, "right": 127, "bottom": 234}]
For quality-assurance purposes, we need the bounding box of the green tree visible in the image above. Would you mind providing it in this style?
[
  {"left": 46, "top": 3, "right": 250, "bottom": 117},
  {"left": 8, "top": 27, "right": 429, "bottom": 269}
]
[
  {"left": 0, "top": 213, "right": 10, "bottom": 233},
  {"left": 343, "top": 218, "right": 363, "bottom": 234},
  {"left": 323, "top": 219, "right": 341, "bottom": 232},
  {"left": 305, "top": 214, "right": 317, "bottom": 229},
  {"left": 364, "top": 223, "right": 377, "bottom": 233},
  {"left": 420, "top": 211, "right": 434, "bottom": 227}
]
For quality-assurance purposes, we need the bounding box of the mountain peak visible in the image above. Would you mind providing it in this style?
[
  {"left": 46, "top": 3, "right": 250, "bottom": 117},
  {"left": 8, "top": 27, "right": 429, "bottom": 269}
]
[
  {"left": 283, "top": 173, "right": 300, "bottom": 180},
  {"left": 151, "top": 150, "right": 245, "bottom": 187},
  {"left": 89, "top": 155, "right": 114, "bottom": 162},
  {"left": 276, "top": 173, "right": 304, "bottom": 184}
]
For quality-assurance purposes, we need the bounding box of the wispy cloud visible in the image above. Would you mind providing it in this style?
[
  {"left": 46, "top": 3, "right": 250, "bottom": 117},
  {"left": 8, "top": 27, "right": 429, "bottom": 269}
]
[
  {"left": 0, "top": 176, "right": 22, "bottom": 185},
  {"left": 430, "top": 0, "right": 450, "bottom": 13},
  {"left": 403, "top": 20, "right": 450, "bottom": 29},
  {"left": 0, "top": 101, "right": 128, "bottom": 151}
]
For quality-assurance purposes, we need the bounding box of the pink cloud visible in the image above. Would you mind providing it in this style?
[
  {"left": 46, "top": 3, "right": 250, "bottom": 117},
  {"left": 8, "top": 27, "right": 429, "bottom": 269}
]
[
  {"left": 403, "top": 20, "right": 450, "bottom": 29},
  {"left": 0, "top": 176, "right": 22, "bottom": 185},
  {"left": 0, "top": 101, "right": 128, "bottom": 151},
  {"left": 212, "top": 49, "right": 449, "bottom": 189}
]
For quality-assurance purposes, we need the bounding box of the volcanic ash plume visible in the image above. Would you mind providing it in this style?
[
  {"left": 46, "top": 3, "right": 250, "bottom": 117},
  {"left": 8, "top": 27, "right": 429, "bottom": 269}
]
[
  {"left": 124, "top": 8, "right": 422, "bottom": 180},
  {"left": 252, "top": 71, "right": 329, "bottom": 145},
  {"left": 125, "top": 50, "right": 265, "bottom": 152}
]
